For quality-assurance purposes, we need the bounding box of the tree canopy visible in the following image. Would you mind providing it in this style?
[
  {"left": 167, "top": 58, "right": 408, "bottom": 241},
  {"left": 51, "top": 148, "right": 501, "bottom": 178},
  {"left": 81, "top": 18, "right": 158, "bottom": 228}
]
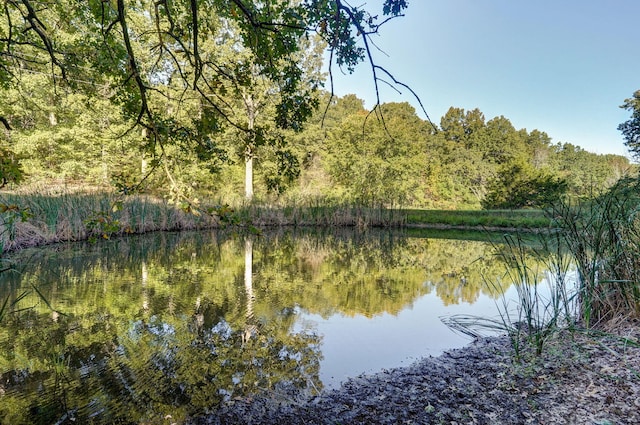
[
  {"left": 1, "top": 0, "right": 410, "bottom": 134},
  {"left": 0, "top": 0, "right": 421, "bottom": 193},
  {"left": 619, "top": 90, "right": 640, "bottom": 160},
  {"left": 0, "top": 2, "right": 634, "bottom": 209}
]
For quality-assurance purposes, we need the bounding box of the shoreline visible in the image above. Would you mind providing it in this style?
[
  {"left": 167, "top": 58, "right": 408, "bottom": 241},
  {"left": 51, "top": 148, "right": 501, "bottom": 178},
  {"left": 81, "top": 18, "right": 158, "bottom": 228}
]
[
  {"left": 194, "top": 329, "right": 640, "bottom": 425},
  {"left": 405, "top": 222, "right": 544, "bottom": 233}
]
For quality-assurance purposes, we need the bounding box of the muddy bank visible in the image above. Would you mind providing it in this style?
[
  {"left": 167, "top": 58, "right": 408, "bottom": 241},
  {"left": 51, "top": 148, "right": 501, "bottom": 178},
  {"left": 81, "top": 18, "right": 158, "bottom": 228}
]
[{"left": 191, "top": 328, "right": 640, "bottom": 425}]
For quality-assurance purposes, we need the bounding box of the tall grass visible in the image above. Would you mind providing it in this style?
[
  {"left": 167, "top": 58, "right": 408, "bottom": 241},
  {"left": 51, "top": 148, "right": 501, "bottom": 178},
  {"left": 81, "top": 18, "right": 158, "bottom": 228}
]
[
  {"left": 0, "top": 193, "right": 412, "bottom": 253},
  {"left": 0, "top": 193, "right": 219, "bottom": 253},
  {"left": 444, "top": 177, "right": 640, "bottom": 356},
  {"left": 443, "top": 231, "right": 578, "bottom": 358},
  {"left": 232, "top": 200, "right": 407, "bottom": 227},
  {"left": 495, "top": 232, "right": 577, "bottom": 357},
  {"left": 0, "top": 190, "right": 550, "bottom": 255},
  {"left": 550, "top": 178, "right": 640, "bottom": 326}
]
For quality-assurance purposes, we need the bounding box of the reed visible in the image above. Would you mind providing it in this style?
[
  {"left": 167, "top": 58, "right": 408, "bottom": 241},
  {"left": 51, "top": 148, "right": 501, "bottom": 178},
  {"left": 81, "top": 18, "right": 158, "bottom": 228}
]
[
  {"left": 444, "top": 177, "right": 640, "bottom": 357},
  {"left": 550, "top": 178, "right": 640, "bottom": 326},
  {"left": 0, "top": 192, "right": 413, "bottom": 252},
  {"left": 234, "top": 200, "right": 406, "bottom": 228},
  {"left": 0, "top": 193, "right": 219, "bottom": 253},
  {"left": 443, "top": 231, "right": 578, "bottom": 358}
]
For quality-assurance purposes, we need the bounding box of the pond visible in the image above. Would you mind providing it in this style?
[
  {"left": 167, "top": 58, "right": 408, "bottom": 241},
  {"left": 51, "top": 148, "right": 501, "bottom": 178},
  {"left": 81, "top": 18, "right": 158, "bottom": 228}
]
[{"left": 0, "top": 228, "right": 532, "bottom": 424}]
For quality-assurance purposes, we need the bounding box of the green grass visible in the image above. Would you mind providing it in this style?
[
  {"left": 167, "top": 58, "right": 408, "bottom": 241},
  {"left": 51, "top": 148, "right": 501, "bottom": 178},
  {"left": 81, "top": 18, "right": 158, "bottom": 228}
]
[{"left": 403, "top": 209, "right": 552, "bottom": 229}]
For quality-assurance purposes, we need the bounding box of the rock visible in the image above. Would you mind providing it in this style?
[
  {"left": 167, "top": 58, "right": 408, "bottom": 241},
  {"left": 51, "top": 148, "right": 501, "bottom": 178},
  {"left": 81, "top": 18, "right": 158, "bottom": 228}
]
[{"left": 189, "top": 331, "right": 640, "bottom": 425}]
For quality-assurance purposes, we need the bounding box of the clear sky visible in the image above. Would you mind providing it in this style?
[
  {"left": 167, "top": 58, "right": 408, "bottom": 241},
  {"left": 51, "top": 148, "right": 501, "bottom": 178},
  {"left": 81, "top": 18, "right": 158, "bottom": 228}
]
[{"left": 326, "top": 0, "right": 639, "bottom": 157}]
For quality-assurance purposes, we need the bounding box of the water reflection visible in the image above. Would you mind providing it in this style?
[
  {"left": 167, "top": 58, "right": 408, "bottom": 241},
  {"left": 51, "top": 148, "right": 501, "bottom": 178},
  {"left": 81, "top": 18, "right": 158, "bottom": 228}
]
[{"left": 0, "top": 229, "right": 539, "bottom": 424}]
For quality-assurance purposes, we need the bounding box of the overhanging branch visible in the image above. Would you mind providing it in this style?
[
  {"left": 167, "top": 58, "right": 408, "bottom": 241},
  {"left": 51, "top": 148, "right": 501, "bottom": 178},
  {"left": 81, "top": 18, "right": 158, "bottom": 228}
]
[{"left": 328, "top": 0, "right": 437, "bottom": 133}]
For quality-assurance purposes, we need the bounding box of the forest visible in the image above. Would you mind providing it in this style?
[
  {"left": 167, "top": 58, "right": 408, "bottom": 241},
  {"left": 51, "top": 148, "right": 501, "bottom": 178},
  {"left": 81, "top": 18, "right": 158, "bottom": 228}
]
[
  {"left": 1, "top": 84, "right": 633, "bottom": 210},
  {"left": 0, "top": 1, "right": 633, "bottom": 211}
]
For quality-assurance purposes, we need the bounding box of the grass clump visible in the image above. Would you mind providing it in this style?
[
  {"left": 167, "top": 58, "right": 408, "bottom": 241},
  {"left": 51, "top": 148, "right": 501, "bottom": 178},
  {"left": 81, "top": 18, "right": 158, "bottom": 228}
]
[
  {"left": 445, "top": 177, "right": 640, "bottom": 357},
  {"left": 550, "top": 178, "right": 640, "bottom": 326},
  {"left": 443, "top": 231, "right": 577, "bottom": 358}
]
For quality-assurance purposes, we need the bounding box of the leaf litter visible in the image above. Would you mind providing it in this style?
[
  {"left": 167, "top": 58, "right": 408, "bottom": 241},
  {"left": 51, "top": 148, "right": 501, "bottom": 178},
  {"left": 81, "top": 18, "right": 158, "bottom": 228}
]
[{"left": 191, "top": 323, "right": 640, "bottom": 425}]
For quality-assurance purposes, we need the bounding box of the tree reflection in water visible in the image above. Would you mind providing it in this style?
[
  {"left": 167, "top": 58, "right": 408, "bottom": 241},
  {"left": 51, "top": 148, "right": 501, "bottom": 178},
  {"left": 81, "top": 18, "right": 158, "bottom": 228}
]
[{"left": 0, "top": 229, "right": 544, "bottom": 424}]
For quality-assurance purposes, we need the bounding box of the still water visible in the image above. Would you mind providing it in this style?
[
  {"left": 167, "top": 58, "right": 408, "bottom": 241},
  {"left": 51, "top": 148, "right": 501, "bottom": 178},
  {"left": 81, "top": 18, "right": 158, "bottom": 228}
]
[{"left": 0, "top": 228, "right": 525, "bottom": 423}]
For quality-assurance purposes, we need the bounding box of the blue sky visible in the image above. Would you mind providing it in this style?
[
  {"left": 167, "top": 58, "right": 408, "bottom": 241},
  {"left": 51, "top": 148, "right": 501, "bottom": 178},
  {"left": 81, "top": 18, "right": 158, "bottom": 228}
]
[{"left": 326, "top": 0, "right": 639, "bottom": 157}]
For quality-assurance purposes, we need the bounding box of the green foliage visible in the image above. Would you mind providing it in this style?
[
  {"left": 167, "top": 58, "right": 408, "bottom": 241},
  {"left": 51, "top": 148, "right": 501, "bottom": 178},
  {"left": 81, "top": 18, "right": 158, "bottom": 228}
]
[
  {"left": 0, "top": 145, "right": 23, "bottom": 187},
  {"left": 0, "top": 0, "right": 412, "bottom": 200},
  {"left": 323, "top": 102, "right": 427, "bottom": 206},
  {"left": 84, "top": 210, "right": 122, "bottom": 242},
  {"left": 618, "top": 90, "right": 640, "bottom": 160},
  {"left": 548, "top": 143, "right": 622, "bottom": 198},
  {"left": 483, "top": 161, "right": 568, "bottom": 209},
  {"left": 0, "top": 202, "right": 32, "bottom": 244},
  {"left": 206, "top": 204, "right": 240, "bottom": 226}
]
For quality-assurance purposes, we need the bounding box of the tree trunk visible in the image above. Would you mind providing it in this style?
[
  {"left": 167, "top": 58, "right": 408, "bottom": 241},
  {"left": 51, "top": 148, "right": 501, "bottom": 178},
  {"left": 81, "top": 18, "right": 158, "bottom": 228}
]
[
  {"left": 244, "top": 94, "right": 256, "bottom": 201},
  {"left": 245, "top": 154, "right": 253, "bottom": 200}
]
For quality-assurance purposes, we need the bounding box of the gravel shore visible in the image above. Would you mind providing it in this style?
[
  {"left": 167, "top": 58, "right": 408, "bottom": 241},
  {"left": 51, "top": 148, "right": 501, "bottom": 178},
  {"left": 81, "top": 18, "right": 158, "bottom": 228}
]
[{"left": 192, "top": 325, "right": 640, "bottom": 425}]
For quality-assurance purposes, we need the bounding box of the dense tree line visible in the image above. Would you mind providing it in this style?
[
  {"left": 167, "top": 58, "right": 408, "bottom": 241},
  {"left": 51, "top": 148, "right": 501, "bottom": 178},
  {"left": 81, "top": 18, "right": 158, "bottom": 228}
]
[
  {"left": 0, "top": 1, "right": 634, "bottom": 209},
  {"left": 0, "top": 76, "right": 632, "bottom": 209}
]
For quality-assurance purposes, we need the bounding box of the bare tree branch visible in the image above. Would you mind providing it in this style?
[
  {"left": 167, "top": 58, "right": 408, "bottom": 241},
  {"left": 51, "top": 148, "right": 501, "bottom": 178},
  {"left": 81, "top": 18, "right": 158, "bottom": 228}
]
[
  {"left": 16, "top": 0, "right": 65, "bottom": 80},
  {"left": 190, "top": 0, "right": 202, "bottom": 88},
  {"left": 328, "top": 0, "right": 437, "bottom": 133},
  {"left": 116, "top": 0, "right": 152, "bottom": 129}
]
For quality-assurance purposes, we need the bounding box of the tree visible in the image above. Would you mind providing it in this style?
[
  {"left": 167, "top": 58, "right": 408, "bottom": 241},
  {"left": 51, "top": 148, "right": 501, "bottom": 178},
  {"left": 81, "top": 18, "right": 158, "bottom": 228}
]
[
  {"left": 324, "top": 102, "right": 428, "bottom": 205},
  {"left": 618, "top": 90, "right": 640, "bottom": 160},
  {"left": 482, "top": 115, "right": 523, "bottom": 165},
  {"left": 482, "top": 160, "right": 568, "bottom": 209},
  {"left": 523, "top": 129, "right": 552, "bottom": 169},
  {"left": 0, "top": 71, "right": 144, "bottom": 187},
  {"left": 439, "top": 107, "right": 466, "bottom": 143},
  {"left": 548, "top": 143, "right": 615, "bottom": 198},
  {"left": 0, "top": 1, "right": 414, "bottom": 189}
]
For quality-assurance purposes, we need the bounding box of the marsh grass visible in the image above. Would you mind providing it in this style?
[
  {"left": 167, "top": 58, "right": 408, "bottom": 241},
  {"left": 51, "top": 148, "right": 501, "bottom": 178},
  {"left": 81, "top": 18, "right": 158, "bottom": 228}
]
[
  {"left": 0, "top": 190, "right": 549, "bottom": 254},
  {"left": 495, "top": 232, "right": 577, "bottom": 357},
  {"left": 235, "top": 201, "right": 406, "bottom": 227},
  {"left": 444, "top": 231, "right": 578, "bottom": 358},
  {"left": 445, "top": 177, "right": 640, "bottom": 357},
  {"left": 0, "top": 192, "right": 412, "bottom": 253},
  {"left": 551, "top": 178, "right": 640, "bottom": 326},
  {"left": 0, "top": 193, "right": 219, "bottom": 252}
]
